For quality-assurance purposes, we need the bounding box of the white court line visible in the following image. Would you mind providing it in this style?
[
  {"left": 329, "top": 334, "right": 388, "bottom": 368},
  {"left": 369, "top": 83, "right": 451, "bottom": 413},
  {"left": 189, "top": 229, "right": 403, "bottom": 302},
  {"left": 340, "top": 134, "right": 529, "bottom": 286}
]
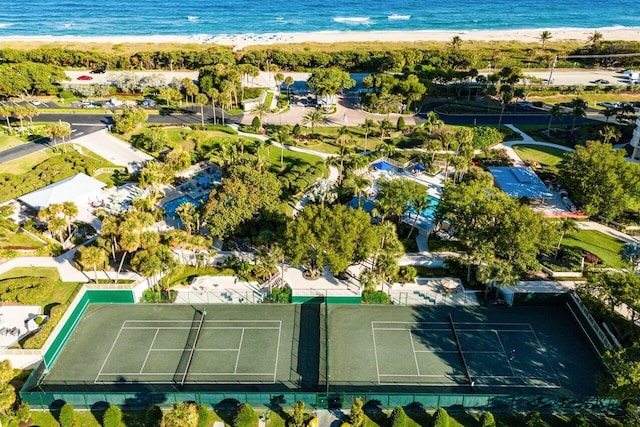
[
  {"left": 150, "top": 348, "right": 240, "bottom": 352},
  {"left": 273, "top": 321, "right": 282, "bottom": 382},
  {"left": 234, "top": 328, "right": 245, "bottom": 374},
  {"left": 408, "top": 330, "right": 421, "bottom": 376},
  {"left": 139, "top": 328, "right": 160, "bottom": 374},
  {"left": 495, "top": 330, "right": 515, "bottom": 376},
  {"left": 373, "top": 327, "right": 532, "bottom": 333},
  {"left": 99, "top": 371, "right": 277, "bottom": 376},
  {"left": 123, "top": 326, "right": 278, "bottom": 331},
  {"left": 94, "top": 322, "right": 126, "bottom": 383},
  {"left": 95, "top": 379, "right": 277, "bottom": 385},
  {"left": 371, "top": 322, "right": 381, "bottom": 385},
  {"left": 123, "top": 319, "right": 282, "bottom": 324}
]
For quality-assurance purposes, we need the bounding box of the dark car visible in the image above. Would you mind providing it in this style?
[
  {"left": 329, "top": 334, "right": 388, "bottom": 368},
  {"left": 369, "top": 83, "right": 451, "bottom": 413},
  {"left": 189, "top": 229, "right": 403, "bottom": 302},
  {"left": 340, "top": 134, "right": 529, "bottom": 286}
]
[
  {"left": 590, "top": 79, "right": 610, "bottom": 84},
  {"left": 90, "top": 67, "right": 106, "bottom": 74}
]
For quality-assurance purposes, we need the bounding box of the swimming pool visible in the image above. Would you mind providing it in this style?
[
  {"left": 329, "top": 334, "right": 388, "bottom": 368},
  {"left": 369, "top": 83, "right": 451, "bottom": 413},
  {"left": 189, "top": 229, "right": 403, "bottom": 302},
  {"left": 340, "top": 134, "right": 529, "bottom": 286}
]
[
  {"left": 163, "top": 194, "right": 208, "bottom": 219},
  {"left": 408, "top": 195, "right": 440, "bottom": 220}
]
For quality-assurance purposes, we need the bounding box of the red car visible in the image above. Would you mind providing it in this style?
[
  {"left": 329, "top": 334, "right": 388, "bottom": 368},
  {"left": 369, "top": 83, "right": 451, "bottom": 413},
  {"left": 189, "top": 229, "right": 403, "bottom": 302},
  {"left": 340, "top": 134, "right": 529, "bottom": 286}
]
[{"left": 77, "top": 75, "right": 93, "bottom": 81}]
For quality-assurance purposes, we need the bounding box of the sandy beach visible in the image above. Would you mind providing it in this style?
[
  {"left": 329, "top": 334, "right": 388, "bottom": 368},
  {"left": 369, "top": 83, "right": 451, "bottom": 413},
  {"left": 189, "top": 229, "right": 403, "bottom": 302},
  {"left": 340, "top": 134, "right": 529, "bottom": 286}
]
[{"left": 0, "top": 27, "right": 638, "bottom": 50}]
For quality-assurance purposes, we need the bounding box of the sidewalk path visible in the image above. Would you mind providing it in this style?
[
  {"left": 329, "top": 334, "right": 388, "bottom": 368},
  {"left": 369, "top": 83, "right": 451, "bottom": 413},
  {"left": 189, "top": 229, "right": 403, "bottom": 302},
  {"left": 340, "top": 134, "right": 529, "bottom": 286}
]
[{"left": 71, "top": 129, "right": 153, "bottom": 172}]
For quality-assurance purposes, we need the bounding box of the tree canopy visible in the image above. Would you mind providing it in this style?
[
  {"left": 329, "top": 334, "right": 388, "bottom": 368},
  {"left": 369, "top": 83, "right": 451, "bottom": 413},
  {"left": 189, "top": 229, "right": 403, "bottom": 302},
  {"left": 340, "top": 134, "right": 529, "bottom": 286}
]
[
  {"left": 204, "top": 164, "right": 282, "bottom": 239},
  {"left": 560, "top": 141, "right": 640, "bottom": 219},
  {"left": 284, "top": 204, "right": 393, "bottom": 275},
  {"left": 306, "top": 68, "right": 355, "bottom": 96},
  {"left": 436, "top": 179, "right": 559, "bottom": 273}
]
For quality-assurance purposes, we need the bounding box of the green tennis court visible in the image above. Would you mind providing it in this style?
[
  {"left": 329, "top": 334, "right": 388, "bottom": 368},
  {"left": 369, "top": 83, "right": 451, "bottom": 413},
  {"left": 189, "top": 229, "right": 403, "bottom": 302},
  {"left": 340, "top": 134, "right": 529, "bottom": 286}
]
[
  {"left": 328, "top": 304, "right": 604, "bottom": 395},
  {"left": 42, "top": 304, "right": 314, "bottom": 389}
]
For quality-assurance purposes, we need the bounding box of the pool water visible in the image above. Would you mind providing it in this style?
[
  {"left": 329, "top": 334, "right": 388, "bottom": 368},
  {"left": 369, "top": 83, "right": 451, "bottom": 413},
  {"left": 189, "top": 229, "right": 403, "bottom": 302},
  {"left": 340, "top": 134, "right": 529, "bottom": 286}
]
[
  {"left": 408, "top": 195, "right": 440, "bottom": 220},
  {"left": 163, "top": 194, "right": 208, "bottom": 219}
]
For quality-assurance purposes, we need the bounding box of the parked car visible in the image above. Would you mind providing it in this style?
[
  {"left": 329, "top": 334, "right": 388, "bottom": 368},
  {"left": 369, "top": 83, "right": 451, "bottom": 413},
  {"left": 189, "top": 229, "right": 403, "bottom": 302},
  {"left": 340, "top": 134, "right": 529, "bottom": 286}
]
[
  {"left": 77, "top": 75, "right": 93, "bottom": 81},
  {"left": 597, "top": 102, "right": 620, "bottom": 109},
  {"left": 620, "top": 69, "right": 634, "bottom": 75},
  {"left": 590, "top": 79, "right": 610, "bottom": 84},
  {"left": 29, "top": 99, "right": 41, "bottom": 106},
  {"left": 90, "top": 67, "right": 106, "bottom": 74}
]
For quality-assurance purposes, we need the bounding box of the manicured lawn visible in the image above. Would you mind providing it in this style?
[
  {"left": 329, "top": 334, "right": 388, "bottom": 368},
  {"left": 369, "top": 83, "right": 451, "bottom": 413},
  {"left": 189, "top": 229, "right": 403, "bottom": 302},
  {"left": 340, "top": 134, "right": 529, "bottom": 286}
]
[
  {"left": 561, "top": 229, "right": 628, "bottom": 268},
  {"left": 512, "top": 144, "right": 570, "bottom": 167},
  {"left": 0, "top": 134, "right": 23, "bottom": 151},
  {"left": 0, "top": 267, "right": 81, "bottom": 308},
  {"left": 0, "top": 267, "right": 60, "bottom": 281},
  {"left": 0, "top": 226, "right": 44, "bottom": 249},
  {"left": 0, "top": 149, "right": 54, "bottom": 175}
]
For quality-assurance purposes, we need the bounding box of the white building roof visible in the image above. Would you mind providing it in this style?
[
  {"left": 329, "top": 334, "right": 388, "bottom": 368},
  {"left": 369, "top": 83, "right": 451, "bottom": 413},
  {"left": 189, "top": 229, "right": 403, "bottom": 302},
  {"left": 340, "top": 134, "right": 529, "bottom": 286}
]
[{"left": 18, "top": 173, "right": 105, "bottom": 210}]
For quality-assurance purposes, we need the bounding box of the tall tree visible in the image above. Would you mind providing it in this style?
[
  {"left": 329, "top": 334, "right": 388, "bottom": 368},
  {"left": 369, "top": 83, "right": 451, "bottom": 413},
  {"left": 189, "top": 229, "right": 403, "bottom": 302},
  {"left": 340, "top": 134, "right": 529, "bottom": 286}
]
[
  {"left": 539, "top": 30, "right": 552, "bottom": 48},
  {"left": 569, "top": 97, "right": 588, "bottom": 139},
  {"left": 250, "top": 102, "right": 270, "bottom": 132},
  {"left": 547, "top": 104, "right": 564, "bottom": 133},
  {"left": 360, "top": 118, "right": 375, "bottom": 153},
  {"left": 302, "top": 108, "right": 326, "bottom": 135}
]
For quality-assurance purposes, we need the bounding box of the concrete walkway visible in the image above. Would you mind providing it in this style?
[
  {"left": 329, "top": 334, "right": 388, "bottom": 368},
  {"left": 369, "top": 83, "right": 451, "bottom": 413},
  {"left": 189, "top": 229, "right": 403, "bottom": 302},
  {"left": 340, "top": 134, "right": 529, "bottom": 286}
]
[{"left": 71, "top": 129, "right": 153, "bottom": 172}]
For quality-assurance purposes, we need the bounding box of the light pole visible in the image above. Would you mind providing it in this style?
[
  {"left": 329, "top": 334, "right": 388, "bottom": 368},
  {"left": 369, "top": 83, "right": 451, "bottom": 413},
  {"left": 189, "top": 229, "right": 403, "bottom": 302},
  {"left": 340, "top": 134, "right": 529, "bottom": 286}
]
[{"left": 548, "top": 55, "right": 558, "bottom": 86}]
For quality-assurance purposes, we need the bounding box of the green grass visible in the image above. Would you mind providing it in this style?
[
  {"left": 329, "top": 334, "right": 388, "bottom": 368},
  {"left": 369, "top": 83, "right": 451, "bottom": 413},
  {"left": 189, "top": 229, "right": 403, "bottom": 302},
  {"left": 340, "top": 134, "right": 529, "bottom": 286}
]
[
  {"left": 0, "top": 149, "right": 54, "bottom": 175},
  {"left": 561, "top": 229, "right": 628, "bottom": 268},
  {"left": 511, "top": 143, "right": 570, "bottom": 167},
  {"left": 0, "top": 267, "right": 60, "bottom": 281},
  {"left": 0, "top": 226, "right": 44, "bottom": 249},
  {"left": 0, "top": 134, "right": 24, "bottom": 151}
]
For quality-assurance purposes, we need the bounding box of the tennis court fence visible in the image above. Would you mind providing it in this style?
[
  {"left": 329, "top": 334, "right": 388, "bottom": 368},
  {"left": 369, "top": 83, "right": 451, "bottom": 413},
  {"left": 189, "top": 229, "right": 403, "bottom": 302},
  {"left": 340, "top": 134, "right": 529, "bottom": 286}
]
[
  {"left": 566, "top": 292, "right": 613, "bottom": 357},
  {"left": 19, "top": 390, "right": 619, "bottom": 414}
]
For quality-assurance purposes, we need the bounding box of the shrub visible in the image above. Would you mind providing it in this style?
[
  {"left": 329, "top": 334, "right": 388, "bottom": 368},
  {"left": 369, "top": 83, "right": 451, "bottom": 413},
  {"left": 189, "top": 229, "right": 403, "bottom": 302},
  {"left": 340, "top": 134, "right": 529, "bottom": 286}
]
[
  {"left": 59, "top": 91, "right": 75, "bottom": 100},
  {"left": 479, "top": 411, "right": 496, "bottom": 427},
  {"left": 269, "top": 286, "right": 292, "bottom": 303},
  {"left": 0, "top": 277, "right": 55, "bottom": 305},
  {"left": 252, "top": 116, "right": 261, "bottom": 131},
  {"left": 146, "top": 405, "right": 163, "bottom": 427},
  {"left": 472, "top": 126, "right": 504, "bottom": 149},
  {"left": 396, "top": 117, "right": 406, "bottom": 131},
  {"left": 390, "top": 406, "right": 407, "bottom": 427},
  {"left": 524, "top": 411, "right": 550, "bottom": 427},
  {"left": 197, "top": 404, "right": 212, "bottom": 427},
  {"left": 23, "top": 304, "right": 67, "bottom": 349},
  {"left": 233, "top": 403, "right": 258, "bottom": 427},
  {"left": 432, "top": 407, "right": 449, "bottom": 427},
  {"left": 570, "top": 413, "right": 594, "bottom": 427},
  {"left": 102, "top": 405, "right": 122, "bottom": 427},
  {"left": 59, "top": 403, "right": 75, "bottom": 427},
  {"left": 362, "top": 290, "right": 390, "bottom": 304}
]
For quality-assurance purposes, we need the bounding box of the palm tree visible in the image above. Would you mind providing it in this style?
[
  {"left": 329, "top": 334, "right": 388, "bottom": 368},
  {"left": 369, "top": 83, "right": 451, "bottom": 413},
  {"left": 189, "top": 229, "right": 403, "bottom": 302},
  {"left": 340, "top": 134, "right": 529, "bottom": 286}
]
[
  {"left": 498, "top": 85, "right": 513, "bottom": 127},
  {"left": 25, "top": 104, "right": 39, "bottom": 126},
  {"left": 547, "top": 104, "right": 564, "bottom": 133},
  {"left": 378, "top": 141, "right": 396, "bottom": 159},
  {"left": 407, "top": 196, "right": 431, "bottom": 238},
  {"left": 450, "top": 35, "right": 462, "bottom": 51},
  {"left": 476, "top": 258, "right": 517, "bottom": 300},
  {"left": 274, "top": 72, "right": 284, "bottom": 92},
  {"left": 539, "top": 30, "right": 552, "bottom": 49},
  {"left": 275, "top": 126, "right": 293, "bottom": 167},
  {"left": 555, "top": 218, "right": 578, "bottom": 259},
  {"left": 570, "top": 98, "right": 588, "bottom": 139},
  {"left": 0, "top": 105, "right": 12, "bottom": 132},
  {"left": 336, "top": 126, "right": 351, "bottom": 146},
  {"left": 302, "top": 108, "right": 326, "bottom": 135},
  {"left": 195, "top": 93, "right": 208, "bottom": 126},
  {"left": 250, "top": 102, "right": 271, "bottom": 132},
  {"left": 61, "top": 201, "right": 78, "bottom": 238},
  {"left": 588, "top": 31, "right": 603, "bottom": 49},
  {"left": 82, "top": 246, "right": 108, "bottom": 284},
  {"left": 360, "top": 118, "right": 375, "bottom": 154},
  {"left": 342, "top": 174, "right": 371, "bottom": 207},
  {"left": 599, "top": 125, "right": 622, "bottom": 144},
  {"left": 207, "top": 88, "right": 219, "bottom": 125},
  {"left": 378, "top": 119, "right": 394, "bottom": 143},
  {"left": 284, "top": 76, "right": 294, "bottom": 103}
]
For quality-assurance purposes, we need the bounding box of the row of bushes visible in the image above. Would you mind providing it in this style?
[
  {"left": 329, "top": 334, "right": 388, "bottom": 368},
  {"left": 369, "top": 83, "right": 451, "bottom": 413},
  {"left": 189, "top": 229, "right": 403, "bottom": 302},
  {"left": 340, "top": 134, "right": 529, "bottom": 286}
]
[
  {"left": 0, "top": 277, "right": 54, "bottom": 305},
  {"left": 0, "top": 148, "right": 114, "bottom": 204}
]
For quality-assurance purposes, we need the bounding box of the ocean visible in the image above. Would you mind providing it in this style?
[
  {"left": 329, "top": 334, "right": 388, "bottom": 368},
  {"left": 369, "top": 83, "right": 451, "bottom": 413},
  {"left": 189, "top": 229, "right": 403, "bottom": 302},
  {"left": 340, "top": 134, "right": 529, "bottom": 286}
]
[{"left": 0, "top": 0, "right": 639, "bottom": 37}]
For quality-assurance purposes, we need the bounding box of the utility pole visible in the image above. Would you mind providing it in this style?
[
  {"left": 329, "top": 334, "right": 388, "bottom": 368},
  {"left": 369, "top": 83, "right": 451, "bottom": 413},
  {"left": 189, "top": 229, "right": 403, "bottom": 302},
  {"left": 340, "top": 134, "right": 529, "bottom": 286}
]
[{"left": 548, "top": 55, "right": 558, "bottom": 86}]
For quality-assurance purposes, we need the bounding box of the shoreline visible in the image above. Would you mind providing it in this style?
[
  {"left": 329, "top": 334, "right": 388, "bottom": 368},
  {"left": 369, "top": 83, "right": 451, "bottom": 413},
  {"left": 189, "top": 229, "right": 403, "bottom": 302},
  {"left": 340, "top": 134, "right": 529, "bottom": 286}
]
[{"left": 0, "top": 27, "right": 639, "bottom": 49}]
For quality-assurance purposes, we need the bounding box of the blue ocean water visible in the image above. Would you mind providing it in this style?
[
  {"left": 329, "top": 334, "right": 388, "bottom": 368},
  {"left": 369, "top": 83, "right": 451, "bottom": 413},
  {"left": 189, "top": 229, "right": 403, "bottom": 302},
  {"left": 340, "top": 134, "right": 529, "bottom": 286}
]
[{"left": 0, "top": 0, "right": 639, "bottom": 37}]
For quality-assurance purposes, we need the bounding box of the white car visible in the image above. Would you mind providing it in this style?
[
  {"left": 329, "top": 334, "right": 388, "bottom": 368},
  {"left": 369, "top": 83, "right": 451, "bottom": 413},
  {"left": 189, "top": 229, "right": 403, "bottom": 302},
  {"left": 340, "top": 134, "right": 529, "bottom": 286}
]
[{"left": 29, "top": 100, "right": 41, "bottom": 106}]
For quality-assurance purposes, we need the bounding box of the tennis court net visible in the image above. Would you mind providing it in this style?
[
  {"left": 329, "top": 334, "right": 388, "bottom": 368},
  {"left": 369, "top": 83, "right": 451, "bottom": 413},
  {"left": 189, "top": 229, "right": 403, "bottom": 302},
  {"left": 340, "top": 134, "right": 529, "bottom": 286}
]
[
  {"left": 448, "top": 313, "right": 473, "bottom": 386},
  {"left": 173, "top": 309, "right": 206, "bottom": 386}
]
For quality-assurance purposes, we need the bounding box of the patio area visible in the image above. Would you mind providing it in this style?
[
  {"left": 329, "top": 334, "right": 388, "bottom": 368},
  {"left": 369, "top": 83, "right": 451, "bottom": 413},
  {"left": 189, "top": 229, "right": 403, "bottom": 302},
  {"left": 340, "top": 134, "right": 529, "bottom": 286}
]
[
  {"left": 388, "top": 277, "right": 480, "bottom": 306},
  {"left": 0, "top": 305, "right": 43, "bottom": 349}
]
